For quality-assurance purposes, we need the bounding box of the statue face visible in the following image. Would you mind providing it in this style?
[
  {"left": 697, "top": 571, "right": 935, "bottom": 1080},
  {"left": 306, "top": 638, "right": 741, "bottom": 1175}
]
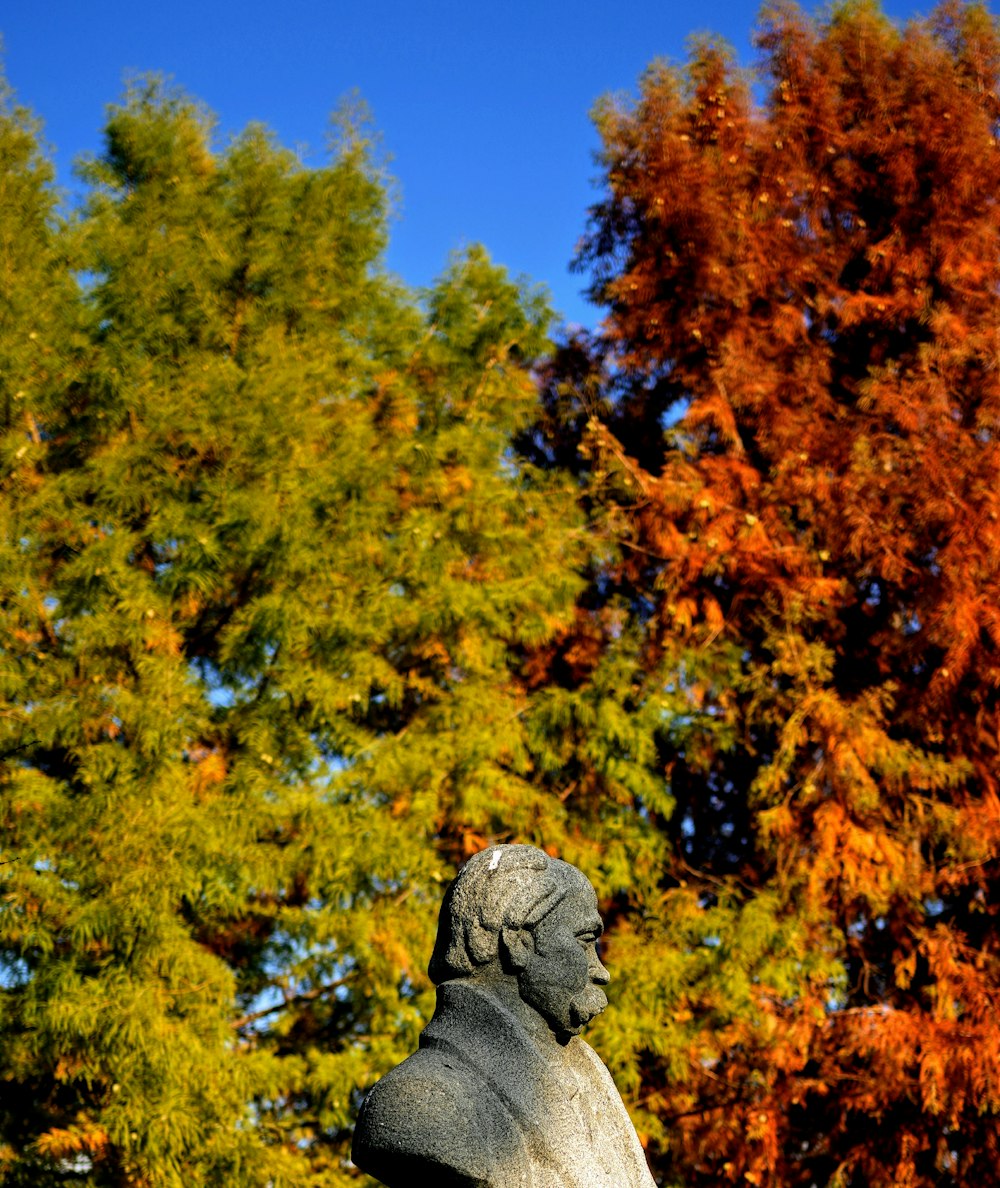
[{"left": 517, "top": 885, "right": 610, "bottom": 1039}]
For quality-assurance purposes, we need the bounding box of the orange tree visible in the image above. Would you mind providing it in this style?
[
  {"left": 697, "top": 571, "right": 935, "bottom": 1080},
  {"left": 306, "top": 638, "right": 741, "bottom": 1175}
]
[{"left": 535, "top": 2, "right": 1000, "bottom": 1184}]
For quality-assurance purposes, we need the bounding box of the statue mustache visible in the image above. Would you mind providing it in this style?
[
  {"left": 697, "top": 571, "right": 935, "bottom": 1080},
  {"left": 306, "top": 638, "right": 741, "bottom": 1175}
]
[{"left": 569, "top": 985, "right": 609, "bottom": 1029}]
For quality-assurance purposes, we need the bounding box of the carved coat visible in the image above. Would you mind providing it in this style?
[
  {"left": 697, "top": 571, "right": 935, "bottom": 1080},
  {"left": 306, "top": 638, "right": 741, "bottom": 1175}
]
[{"left": 353, "top": 980, "right": 657, "bottom": 1188}]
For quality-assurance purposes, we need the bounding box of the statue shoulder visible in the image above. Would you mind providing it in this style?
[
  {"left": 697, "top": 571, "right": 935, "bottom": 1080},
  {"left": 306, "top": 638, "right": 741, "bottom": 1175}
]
[{"left": 353, "top": 1047, "right": 525, "bottom": 1187}]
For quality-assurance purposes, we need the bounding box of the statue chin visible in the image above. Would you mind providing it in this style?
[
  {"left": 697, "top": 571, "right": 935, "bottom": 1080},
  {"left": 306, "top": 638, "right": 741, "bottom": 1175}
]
[
  {"left": 520, "top": 979, "right": 609, "bottom": 1038},
  {"left": 536, "top": 983, "right": 608, "bottom": 1040},
  {"left": 563, "top": 985, "right": 609, "bottom": 1035}
]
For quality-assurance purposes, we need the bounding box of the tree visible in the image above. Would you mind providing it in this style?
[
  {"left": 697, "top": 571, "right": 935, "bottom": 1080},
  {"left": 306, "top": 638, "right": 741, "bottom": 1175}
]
[
  {"left": 546, "top": 2, "right": 1000, "bottom": 1184},
  {"left": 0, "top": 79, "right": 589, "bottom": 1185}
]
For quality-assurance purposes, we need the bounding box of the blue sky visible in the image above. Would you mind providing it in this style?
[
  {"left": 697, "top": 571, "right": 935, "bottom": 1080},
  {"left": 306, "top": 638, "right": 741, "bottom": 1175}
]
[{"left": 7, "top": 1, "right": 920, "bottom": 329}]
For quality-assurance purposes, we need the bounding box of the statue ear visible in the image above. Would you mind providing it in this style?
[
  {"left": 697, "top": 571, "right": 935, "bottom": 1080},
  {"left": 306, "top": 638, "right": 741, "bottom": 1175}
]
[{"left": 500, "top": 926, "right": 533, "bottom": 972}]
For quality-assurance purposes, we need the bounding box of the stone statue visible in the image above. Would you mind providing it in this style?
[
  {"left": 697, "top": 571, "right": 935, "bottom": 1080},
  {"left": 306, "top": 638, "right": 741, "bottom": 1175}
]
[{"left": 352, "top": 844, "right": 657, "bottom": 1187}]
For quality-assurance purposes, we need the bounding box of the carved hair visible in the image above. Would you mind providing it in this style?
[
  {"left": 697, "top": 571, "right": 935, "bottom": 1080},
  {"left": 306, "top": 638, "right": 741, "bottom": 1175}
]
[{"left": 428, "top": 844, "right": 587, "bottom": 984}]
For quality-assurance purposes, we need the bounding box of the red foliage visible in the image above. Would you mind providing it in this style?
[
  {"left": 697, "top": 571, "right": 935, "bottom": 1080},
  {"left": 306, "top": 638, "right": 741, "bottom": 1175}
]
[{"left": 574, "top": 3, "right": 1000, "bottom": 1183}]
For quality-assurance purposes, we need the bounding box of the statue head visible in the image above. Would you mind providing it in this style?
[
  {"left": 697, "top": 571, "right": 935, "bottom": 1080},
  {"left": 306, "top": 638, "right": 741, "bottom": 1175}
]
[{"left": 428, "top": 844, "right": 610, "bottom": 1039}]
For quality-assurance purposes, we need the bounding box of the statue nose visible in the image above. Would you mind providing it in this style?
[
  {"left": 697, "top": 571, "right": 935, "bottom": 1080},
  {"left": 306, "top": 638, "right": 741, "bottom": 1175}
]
[{"left": 590, "top": 951, "right": 610, "bottom": 985}]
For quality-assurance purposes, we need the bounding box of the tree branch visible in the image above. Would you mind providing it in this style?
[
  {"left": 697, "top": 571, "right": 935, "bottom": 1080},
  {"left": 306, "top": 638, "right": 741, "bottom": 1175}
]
[{"left": 231, "top": 974, "right": 355, "bottom": 1030}]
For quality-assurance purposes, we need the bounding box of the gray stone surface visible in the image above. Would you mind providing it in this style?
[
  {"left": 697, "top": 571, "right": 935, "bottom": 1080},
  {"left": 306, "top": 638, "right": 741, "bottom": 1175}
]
[{"left": 352, "top": 843, "right": 657, "bottom": 1187}]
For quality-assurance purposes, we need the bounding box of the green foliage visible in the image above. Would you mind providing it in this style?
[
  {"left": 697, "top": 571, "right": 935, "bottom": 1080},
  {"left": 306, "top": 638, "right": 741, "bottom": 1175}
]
[{"left": 0, "top": 78, "right": 594, "bottom": 1186}]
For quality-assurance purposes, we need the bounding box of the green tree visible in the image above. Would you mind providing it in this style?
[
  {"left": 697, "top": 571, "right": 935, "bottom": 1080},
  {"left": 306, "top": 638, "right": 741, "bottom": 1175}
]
[
  {"left": 0, "top": 79, "right": 588, "bottom": 1185},
  {"left": 536, "top": 2, "right": 1000, "bottom": 1184}
]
